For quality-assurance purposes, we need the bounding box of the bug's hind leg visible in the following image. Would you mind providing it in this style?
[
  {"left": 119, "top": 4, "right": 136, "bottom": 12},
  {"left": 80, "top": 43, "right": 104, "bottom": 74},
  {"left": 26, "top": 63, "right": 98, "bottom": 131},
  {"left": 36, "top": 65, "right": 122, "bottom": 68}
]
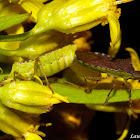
[
  {"left": 84, "top": 77, "right": 100, "bottom": 93},
  {"left": 115, "top": 79, "right": 133, "bottom": 106},
  {"left": 84, "top": 75, "right": 107, "bottom": 94},
  {"left": 123, "top": 80, "right": 133, "bottom": 107},
  {"left": 35, "top": 57, "right": 54, "bottom": 94},
  {"left": 129, "top": 88, "right": 133, "bottom": 107},
  {"left": 104, "top": 84, "right": 115, "bottom": 105},
  {"left": 104, "top": 79, "right": 117, "bottom": 105}
]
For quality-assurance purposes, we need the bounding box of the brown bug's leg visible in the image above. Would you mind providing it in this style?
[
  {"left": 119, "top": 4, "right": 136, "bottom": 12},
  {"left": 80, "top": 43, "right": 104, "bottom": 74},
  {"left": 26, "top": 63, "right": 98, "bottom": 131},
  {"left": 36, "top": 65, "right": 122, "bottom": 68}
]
[
  {"left": 120, "top": 81, "right": 127, "bottom": 89},
  {"left": 37, "top": 57, "right": 54, "bottom": 94},
  {"left": 127, "top": 86, "right": 133, "bottom": 107},
  {"left": 104, "top": 79, "right": 116, "bottom": 105},
  {"left": 84, "top": 76, "right": 101, "bottom": 93},
  {"left": 13, "top": 71, "right": 29, "bottom": 81},
  {"left": 48, "top": 77, "right": 88, "bottom": 90},
  {"left": 123, "top": 80, "right": 133, "bottom": 107},
  {"left": 64, "top": 80, "right": 87, "bottom": 90},
  {"left": 84, "top": 77, "right": 92, "bottom": 93},
  {"left": 104, "top": 87, "right": 113, "bottom": 105},
  {"left": 129, "top": 88, "right": 133, "bottom": 107}
]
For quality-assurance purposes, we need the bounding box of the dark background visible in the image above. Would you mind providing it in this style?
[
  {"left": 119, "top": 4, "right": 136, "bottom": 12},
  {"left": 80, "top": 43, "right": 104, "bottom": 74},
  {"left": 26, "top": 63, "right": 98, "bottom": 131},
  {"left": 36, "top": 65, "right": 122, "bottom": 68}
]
[{"left": 91, "top": 0, "right": 139, "bottom": 59}]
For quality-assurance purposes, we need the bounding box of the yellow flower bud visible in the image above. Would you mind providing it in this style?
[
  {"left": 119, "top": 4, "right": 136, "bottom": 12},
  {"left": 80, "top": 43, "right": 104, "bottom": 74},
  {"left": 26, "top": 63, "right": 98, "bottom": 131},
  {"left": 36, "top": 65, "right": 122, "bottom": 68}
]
[
  {"left": 0, "top": 81, "right": 68, "bottom": 114},
  {"left": 0, "top": 102, "right": 42, "bottom": 139},
  {"left": 0, "top": 0, "right": 132, "bottom": 48},
  {"left": 0, "top": 101, "right": 48, "bottom": 139},
  {"left": 34, "top": 0, "right": 119, "bottom": 33},
  {"left": 31, "top": 0, "right": 131, "bottom": 57}
]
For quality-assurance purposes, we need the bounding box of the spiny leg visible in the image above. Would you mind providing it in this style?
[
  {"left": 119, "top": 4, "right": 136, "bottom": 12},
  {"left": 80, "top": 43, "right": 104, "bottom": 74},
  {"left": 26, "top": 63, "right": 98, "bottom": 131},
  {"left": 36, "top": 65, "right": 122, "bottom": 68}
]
[
  {"left": 84, "top": 77, "right": 99, "bottom": 93},
  {"left": 104, "top": 79, "right": 133, "bottom": 106},
  {"left": 63, "top": 80, "right": 88, "bottom": 90},
  {"left": 104, "top": 79, "right": 116, "bottom": 105},
  {"left": 129, "top": 88, "right": 133, "bottom": 107},
  {"left": 48, "top": 77, "right": 89, "bottom": 90},
  {"left": 84, "top": 75, "right": 106, "bottom": 93},
  {"left": 35, "top": 57, "right": 54, "bottom": 94},
  {"left": 123, "top": 80, "right": 133, "bottom": 107},
  {"left": 104, "top": 87, "right": 114, "bottom": 105}
]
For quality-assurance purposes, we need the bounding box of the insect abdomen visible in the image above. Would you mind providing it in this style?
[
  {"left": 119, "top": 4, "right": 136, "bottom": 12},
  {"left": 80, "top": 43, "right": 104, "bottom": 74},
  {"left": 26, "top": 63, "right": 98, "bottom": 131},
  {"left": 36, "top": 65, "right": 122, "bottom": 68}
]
[{"left": 37, "top": 44, "right": 76, "bottom": 77}]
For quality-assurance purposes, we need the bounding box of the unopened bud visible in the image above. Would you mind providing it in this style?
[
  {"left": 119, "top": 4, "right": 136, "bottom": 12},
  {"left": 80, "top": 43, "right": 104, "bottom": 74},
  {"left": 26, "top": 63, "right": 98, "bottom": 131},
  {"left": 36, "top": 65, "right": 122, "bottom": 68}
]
[{"left": 0, "top": 81, "right": 68, "bottom": 114}]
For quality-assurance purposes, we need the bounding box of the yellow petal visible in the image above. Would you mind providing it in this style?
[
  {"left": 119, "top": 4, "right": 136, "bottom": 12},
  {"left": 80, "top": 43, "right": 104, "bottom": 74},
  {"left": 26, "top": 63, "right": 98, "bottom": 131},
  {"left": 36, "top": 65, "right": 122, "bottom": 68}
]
[
  {"left": 116, "top": 0, "right": 134, "bottom": 5},
  {"left": 125, "top": 47, "right": 140, "bottom": 71},
  {"left": 127, "top": 79, "right": 140, "bottom": 89},
  {"left": 0, "top": 2, "right": 25, "bottom": 16},
  {"left": 0, "top": 24, "right": 24, "bottom": 50},
  {"left": 6, "top": 23, "right": 24, "bottom": 35},
  {"left": 19, "top": 0, "right": 44, "bottom": 22},
  {"left": 117, "top": 116, "right": 131, "bottom": 140},
  {"left": 107, "top": 11, "right": 121, "bottom": 58}
]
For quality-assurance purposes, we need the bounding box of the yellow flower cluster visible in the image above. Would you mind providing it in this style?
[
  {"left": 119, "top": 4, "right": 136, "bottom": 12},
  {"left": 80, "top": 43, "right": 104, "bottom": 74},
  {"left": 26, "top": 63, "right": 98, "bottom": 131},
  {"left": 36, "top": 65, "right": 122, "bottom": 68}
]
[{"left": 0, "top": 0, "right": 136, "bottom": 140}]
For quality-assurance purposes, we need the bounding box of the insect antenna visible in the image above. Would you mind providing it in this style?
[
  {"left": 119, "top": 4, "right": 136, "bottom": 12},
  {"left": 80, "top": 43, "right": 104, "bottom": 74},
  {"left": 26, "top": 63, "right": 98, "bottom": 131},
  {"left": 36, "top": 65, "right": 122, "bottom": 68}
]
[{"left": 37, "top": 58, "right": 54, "bottom": 95}]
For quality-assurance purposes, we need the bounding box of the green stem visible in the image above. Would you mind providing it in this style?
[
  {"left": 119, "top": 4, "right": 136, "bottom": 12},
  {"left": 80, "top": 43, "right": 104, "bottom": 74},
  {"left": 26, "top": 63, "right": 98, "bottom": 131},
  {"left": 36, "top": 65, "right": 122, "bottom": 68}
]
[{"left": 50, "top": 83, "right": 140, "bottom": 104}]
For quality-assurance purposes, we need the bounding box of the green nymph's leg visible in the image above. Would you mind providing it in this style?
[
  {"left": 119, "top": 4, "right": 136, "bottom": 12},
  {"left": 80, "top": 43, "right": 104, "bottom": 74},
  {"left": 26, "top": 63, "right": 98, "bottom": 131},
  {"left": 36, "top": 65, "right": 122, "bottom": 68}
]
[
  {"left": 34, "top": 57, "right": 54, "bottom": 94},
  {"left": 14, "top": 71, "right": 29, "bottom": 81}
]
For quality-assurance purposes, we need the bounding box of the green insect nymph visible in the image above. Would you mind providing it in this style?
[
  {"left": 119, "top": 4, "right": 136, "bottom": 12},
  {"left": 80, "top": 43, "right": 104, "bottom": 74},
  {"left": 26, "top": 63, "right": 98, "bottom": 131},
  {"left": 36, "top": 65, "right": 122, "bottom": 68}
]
[{"left": 4, "top": 44, "right": 76, "bottom": 82}]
